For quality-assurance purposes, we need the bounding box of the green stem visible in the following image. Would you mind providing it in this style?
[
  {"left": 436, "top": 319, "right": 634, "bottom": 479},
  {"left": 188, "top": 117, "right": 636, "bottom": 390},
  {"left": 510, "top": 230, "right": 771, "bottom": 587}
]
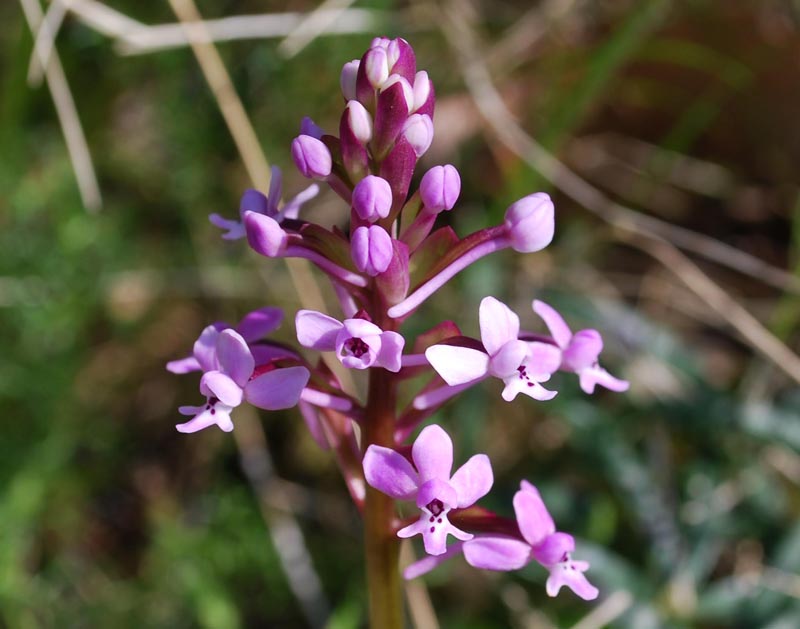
[{"left": 363, "top": 367, "right": 404, "bottom": 629}]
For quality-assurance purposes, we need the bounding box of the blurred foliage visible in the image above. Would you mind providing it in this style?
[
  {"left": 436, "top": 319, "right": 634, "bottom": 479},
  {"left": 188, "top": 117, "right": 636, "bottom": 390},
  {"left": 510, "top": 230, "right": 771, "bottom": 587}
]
[{"left": 3, "top": 0, "right": 800, "bottom": 627}]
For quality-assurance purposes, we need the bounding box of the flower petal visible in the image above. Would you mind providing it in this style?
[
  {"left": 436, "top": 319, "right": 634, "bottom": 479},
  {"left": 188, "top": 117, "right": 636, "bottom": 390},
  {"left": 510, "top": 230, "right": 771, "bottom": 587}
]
[
  {"left": 376, "top": 331, "right": 405, "bottom": 372},
  {"left": 578, "top": 365, "right": 630, "bottom": 394},
  {"left": 244, "top": 366, "right": 310, "bottom": 410},
  {"left": 501, "top": 377, "right": 557, "bottom": 402},
  {"left": 450, "top": 454, "right": 493, "bottom": 508},
  {"left": 236, "top": 307, "right": 283, "bottom": 341},
  {"left": 463, "top": 536, "right": 532, "bottom": 571},
  {"left": 363, "top": 445, "right": 419, "bottom": 500},
  {"left": 416, "top": 478, "right": 458, "bottom": 510},
  {"left": 488, "top": 339, "right": 528, "bottom": 379},
  {"left": 295, "top": 310, "right": 343, "bottom": 351},
  {"left": 532, "top": 300, "right": 572, "bottom": 349},
  {"left": 216, "top": 329, "right": 254, "bottom": 387},
  {"left": 166, "top": 355, "right": 201, "bottom": 374},
  {"left": 193, "top": 325, "right": 221, "bottom": 372},
  {"left": 404, "top": 542, "right": 464, "bottom": 579},
  {"left": 425, "top": 345, "right": 489, "bottom": 386},
  {"left": 526, "top": 341, "right": 562, "bottom": 377},
  {"left": 420, "top": 517, "right": 452, "bottom": 555},
  {"left": 546, "top": 560, "right": 599, "bottom": 600},
  {"left": 562, "top": 329, "right": 603, "bottom": 372},
  {"left": 412, "top": 424, "right": 453, "bottom": 482},
  {"left": 200, "top": 371, "right": 243, "bottom": 407},
  {"left": 532, "top": 532, "right": 575, "bottom": 567},
  {"left": 479, "top": 297, "right": 520, "bottom": 356},
  {"left": 513, "top": 482, "right": 555, "bottom": 547}
]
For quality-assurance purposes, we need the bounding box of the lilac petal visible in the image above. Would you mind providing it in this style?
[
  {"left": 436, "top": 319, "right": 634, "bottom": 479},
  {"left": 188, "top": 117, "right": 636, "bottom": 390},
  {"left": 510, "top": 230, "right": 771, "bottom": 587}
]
[
  {"left": 176, "top": 407, "right": 233, "bottom": 433},
  {"left": 200, "top": 371, "right": 243, "bottom": 407},
  {"left": 532, "top": 300, "right": 573, "bottom": 349},
  {"left": 166, "top": 355, "right": 201, "bottom": 374},
  {"left": 532, "top": 532, "right": 575, "bottom": 567},
  {"left": 178, "top": 404, "right": 206, "bottom": 416},
  {"left": 488, "top": 340, "right": 528, "bottom": 379},
  {"left": 341, "top": 317, "right": 383, "bottom": 338},
  {"left": 244, "top": 211, "right": 288, "bottom": 257},
  {"left": 450, "top": 454, "right": 493, "bottom": 508},
  {"left": 463, "top": 536, "right": 532, "bottom": 571},
  {"left": 239, "top": 188, "right": 270, "bottom": 216},
  {"left": 546, "top": 560, "right": 599, "bottom": 600},
  {"left": 297, "top": 400, "right": 329, "bottom": 450},
  {"left": 208, "top": 213, "right": 245, "bottom": 240},
  {"left": 363, "top": 444, "right": 419, "bottom": 499},
  {"left": 412, "top": 424, "right": 454, "bottom": 483},
  {"left": 375, "top": 331, "right": 405, "bottom": 372},
  {"left": 501, "top": 376, "right": 558, "bottom": 403},
  {"left": 513, "top": 482, "right": 555, "bottom": 547},
  {"left": 579, "top": 366, "right": 630, "bottom": 394},
  {"left": 416, "top": 478, "right": 458, "bottom": 510},
  {"left": 562, "top": 329, "right": 603, "bottom": 372},
  {"left": 479, "top": 297, "right": 521, "bottom": 356},
  {"left": 397, "top": 518, "right": 428, "bottom": 540},
  {"left": 527, "top": 341, "right": 562, "bottom": 377},
  {"left": 425, "top": 345, "right": 490, "bottom": 386},
  {"left": 420, "top": 518, "right": 454, "bottom": 556},
  {"left": 250, "top": 344, "right": 298, "bottom": 364},
  {"left": 266, "top": 166, "right": 282, "bottom": 215},
  {"left": 244, "top": 366, "right": 310, "bottom": 410},
  {"left": 193, "top": 325, "right": 221, "bottom": 372},
  {"left": 404, "top": 542, "right": 464, "bottom": 579},
  {"left": 236, "top": 307, "right": 283, "bottom": 341},
  {"left": 280, "top": 183, "right": 319, "bottom": 220},
  {"left": 216, "top": 329, "right": 254, "bottom": 387},
  {"left": 295, "top": 310, "right": 343, "bottom": 351}
]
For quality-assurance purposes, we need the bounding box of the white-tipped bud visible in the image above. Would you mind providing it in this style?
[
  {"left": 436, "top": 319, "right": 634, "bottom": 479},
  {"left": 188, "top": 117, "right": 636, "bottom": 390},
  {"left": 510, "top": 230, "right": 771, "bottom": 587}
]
[
  {"left": 383, "top": 74, "right": 414, "bottom": 113},
  {"left": 346, "top": 100, "right": 373, "bottom": 144},
  {"left": 412, "top": 71, "right": 431, "bottom": 113},
  {"left": 365, "top": 47, "right": 390, "bottom": 89},
  {"left": 402, "top": 114, "right": 434, "bottom": 157},
  {"left": 340, "top": 59, "right": 360, "bottom": 101}
]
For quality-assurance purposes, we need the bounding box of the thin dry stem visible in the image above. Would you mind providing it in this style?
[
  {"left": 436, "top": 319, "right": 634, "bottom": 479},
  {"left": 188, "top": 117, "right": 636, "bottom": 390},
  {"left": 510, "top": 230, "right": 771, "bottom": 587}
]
[{"left": 278, "top": 0, "right": 358, "bottom": 58}]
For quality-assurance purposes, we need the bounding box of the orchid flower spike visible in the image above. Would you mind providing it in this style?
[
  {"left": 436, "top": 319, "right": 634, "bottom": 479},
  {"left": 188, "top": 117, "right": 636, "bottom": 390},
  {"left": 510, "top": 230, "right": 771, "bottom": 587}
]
[
  {"left": 175, "top": 329, "right": 310, "bottom": 434},
  {"left": 426, "top": 297, "right": 561, "bottom": 401},
  {"left": 532, "top": 300, "right": 629, "bottom": 394},
  {"left": 462, "top": 481, "right": 599, "bottom": 600},
  {"left": 364, "top": 424, "right": 493, "bottom": 555},
  {"left": 209, "top": 166, "right": 318, "bottom": 240},
  {"left": 295, "top": 310, "right": 405, "bottom": 372}
]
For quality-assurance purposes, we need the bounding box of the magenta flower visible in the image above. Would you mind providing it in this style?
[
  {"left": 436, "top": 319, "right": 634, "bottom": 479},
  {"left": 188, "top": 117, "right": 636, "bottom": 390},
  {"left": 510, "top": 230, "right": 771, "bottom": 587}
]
[
  {"left": 463, "top": 481, "right": 599, "bottom": 600},
  {"left": 176, "top": 329, "right": 310, "bottom": 434},
  {"left": 295, "top": 310, "right": 405, "bottom": 372},
  {"left": 209, "top": 166, "right": 318, "bottom": 240},
  {"left": 532, "top": 300, "right": 629, "bottom": 394},
  {"left": 426, "top": 297, "right": 561, "bottom": 401},
  {"left": 166, "top": 307, "right": 284, "bottom": 374},
  {"left": 363, "top": 424, "right": 493, "bottom": 555}
]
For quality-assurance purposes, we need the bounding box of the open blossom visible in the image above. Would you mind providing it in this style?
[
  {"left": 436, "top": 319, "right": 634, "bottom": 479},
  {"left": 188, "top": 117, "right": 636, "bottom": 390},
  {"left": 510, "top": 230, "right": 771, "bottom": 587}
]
[
  {"left": 532, "top": 300, "right": 629, "bottom": 394},
  {"left": 209, "top": 166, "right": 318, "bottom": 240},
  {"left": 426, "top": 297, "right": 561, "bottom": 401},
  {"left": 463, "top": 481, "right": 599, "bottom": 600},
  {"left": 295, "top": 310, "right": 405, "bottom": 372},
  {"left": 364, "top": 425, "right": 493, "bottom": 555},
  {"left": 175, "top": 328, "right": 309, "bottom": 433}
]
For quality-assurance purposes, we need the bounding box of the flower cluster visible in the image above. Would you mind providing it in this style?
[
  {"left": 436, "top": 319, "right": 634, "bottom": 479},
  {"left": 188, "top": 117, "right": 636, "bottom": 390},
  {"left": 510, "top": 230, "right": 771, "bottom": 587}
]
[{"left": 168, "top": 37, "right": 629, "bottom": 605}]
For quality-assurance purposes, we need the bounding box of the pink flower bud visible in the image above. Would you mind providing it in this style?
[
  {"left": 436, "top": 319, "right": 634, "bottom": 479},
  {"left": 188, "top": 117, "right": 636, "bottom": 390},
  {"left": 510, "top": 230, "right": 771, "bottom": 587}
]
[
  {"left": 412, "top": 71, "right": 431, "bottom": 113},
  {"left": 291, "top": 135, "right": 332, "bottom": 179},
  {"left": 340, "top": 59, "right": 360, "bottom": 101},
  {"left": 365, "top": 47, "right": 390, "bottom": 88},
  {"left": 346, "top": 100, "right": 373, "bottom": 144},
  {"left": 504, "top": 192, "right": 555, "bottom": 253},
  {"left": 420, "top": 164, "right": 461, "bottom": 213},
  {"left": 244, "top": 211, "right": 288, "bottom": 257},
  {"left": 402, "top": 114, "right": 434, "bottom": 157},
  {"left": 352, "top": 175, "right": 392, "bottom": 222},
  {"left": 351, "top": 225, "right": 393, "bottom": 276},
  {"left": 383, "top": 74, "right": 414, "bottom": 112}
]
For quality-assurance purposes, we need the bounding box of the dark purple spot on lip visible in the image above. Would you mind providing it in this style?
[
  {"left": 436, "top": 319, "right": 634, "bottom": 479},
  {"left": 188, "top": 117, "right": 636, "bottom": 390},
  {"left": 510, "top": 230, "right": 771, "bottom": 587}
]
[
  {"left": 344, "top": 337, "right": 370, "bottom": 358},
  {"left": 437, "top": 518, "right": 442, "bottom": 523},
  {"left": 527, "top": 382, "right": 534, "bottom": 387},
  {"left": 429, "top": 516, "right": 434, "bottom": 522},
  {"left": 210, "top": 409, "right": 216, "bottom": 415},
  {"left": 430, "top": 527, "right": 435, "bottom": 533}
]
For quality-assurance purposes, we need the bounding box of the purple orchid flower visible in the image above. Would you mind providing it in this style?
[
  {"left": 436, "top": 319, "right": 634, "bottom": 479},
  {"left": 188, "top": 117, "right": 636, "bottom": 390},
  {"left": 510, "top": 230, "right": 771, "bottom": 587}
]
[
  {"left": 463, "top": 481, "right": 599, "bottom": 600},
  {"left": 532, "top": 300, "right": 629, "bottom": 394},
  {"left": 166, "top": 307, "right": 284, "bottom": 375},
  {"left": 176, "top": 329, "right": 310, "bottom": 434},
  {"left": 295, "top": 310, "right": 405, "bottom": 372},
  {"left": 425, "top": 297, "right": 561, "bottom": 401},
  {"left": 209, "top": 166, "right": 319, "bottom": 240},
  {"left": 363, "top": 424, "right": 493, "bottom": 555}
]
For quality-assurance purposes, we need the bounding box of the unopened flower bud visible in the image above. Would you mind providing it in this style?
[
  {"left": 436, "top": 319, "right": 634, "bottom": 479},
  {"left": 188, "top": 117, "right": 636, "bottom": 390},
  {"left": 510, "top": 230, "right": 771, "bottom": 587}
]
[
  {"left": 340, "top": 59, "right": 360, "bottom": 101},
  {"left": 420, "top": 164, "right": 461, "bottom": 213},
  {"left": 402, "top": 114, "right": 434, "bottom": 157},
  {"left": 351, "top": 225, "right": 393, "bottom": 276},
  {"left": 346, "top": 100, "right": 373, "bottom": 144},
  {"left": 504, "top": 192, "right": 555, "bottom": 253},
  {"left": 383, "top": 74, "right": 414, "bottom": 113},
  {"left": 244, "top": 211, "right": 288, "bottom": 257},
  {"left": 412, "top": 71, "right": 431, "bottom": 113},
  {"left": 365, "top": 47, "right": 390, "bottom": 88},
  {"left": 291, "top": 135, "right": 332, "bottom": 179},
  {"left": 352, "top": 175, "right": 392, "bottom": 222}
]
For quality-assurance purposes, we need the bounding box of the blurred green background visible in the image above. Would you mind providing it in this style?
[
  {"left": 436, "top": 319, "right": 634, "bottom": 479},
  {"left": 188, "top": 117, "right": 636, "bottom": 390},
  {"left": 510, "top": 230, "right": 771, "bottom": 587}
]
[{"left": 3, "top": 0, "right": 800, "bottom": 627}]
